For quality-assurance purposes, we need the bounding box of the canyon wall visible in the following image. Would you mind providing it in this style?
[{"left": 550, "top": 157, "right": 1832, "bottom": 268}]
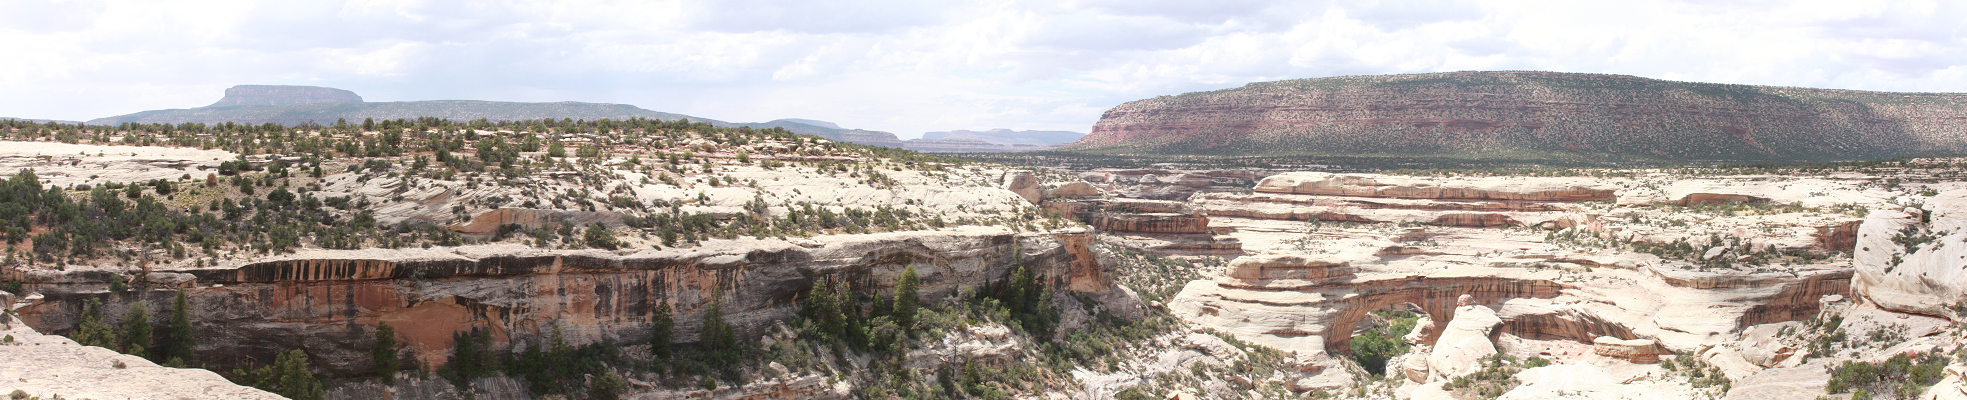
[
  {"left": 1072, "top": 71, "right": 1967, "bottom": 162},
  {"left": 13, "top": 227, "right": 1115, "bottom": 376}
]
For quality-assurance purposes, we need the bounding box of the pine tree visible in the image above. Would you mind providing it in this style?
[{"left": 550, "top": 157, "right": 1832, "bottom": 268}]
[
  {"left": 373, "top": 322, "right": 399, "bottom": 383},
  {"left": 261, "top": 349, "right": 324, "bottom": 400},
  {"left": 118, "top": 301, "right": 151, "bottom": 359},
  {"left": 650, "top": 299, "right": 674, "bottom": 368},
  {"left": 894, "top": 265, "right": 920, "bottom": 330},
  {"left": 800, "top": 276, "right": 856, "bottom": 341},
  {"left": 701, "top": 294, "right": 740, "bottom": 370},
  {"left": 71, "top": 298, "right": 116, "bottom": 348},
  {"left": 162, "top": 290, "right": 196, "bottom": 364}
]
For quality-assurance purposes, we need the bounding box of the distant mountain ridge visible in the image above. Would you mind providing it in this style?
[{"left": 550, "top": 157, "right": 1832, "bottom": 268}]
[
  {"left": 84, "top": 85, "right": 1088, "bottom": 153},
  {"left": 1069, "top": 71, "right": 1967, "bottom": 163},
  {"left": 735, "top": 119, "right": 904, "bottom": 148},
  {"left": 91, "top": 100, "right": 710, "bottom": 127},
  {"left": 922, "top": 129, "right": 1083, "bottom": 146},
  {"left": 897, "top": 129, "right": 1082, "bottom": 153},
  {"left": 84, "top": 85, "right": 928, "bottom": 148}
]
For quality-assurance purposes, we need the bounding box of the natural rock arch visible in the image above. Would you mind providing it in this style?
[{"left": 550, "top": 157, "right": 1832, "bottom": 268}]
[{"left": 1318, "top": 276, "right": 1559, "bottom": 355}]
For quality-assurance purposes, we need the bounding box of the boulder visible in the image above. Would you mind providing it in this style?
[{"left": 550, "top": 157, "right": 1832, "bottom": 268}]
[
  {"left": 1736, "top": 322, "right": 1801, "bottom": 368},
  {"left": 1047, "top": 181, "right": 1102, "bottom": 198},
  {"left": 1427, "top": 296, "right": 1505, "bottom": 381},
  {"left": 1590, "top": 336, "right": 1660, "bottom": 364},
  {"left": 1003, "top": 171, "right": 1043, "bottom": 204}
]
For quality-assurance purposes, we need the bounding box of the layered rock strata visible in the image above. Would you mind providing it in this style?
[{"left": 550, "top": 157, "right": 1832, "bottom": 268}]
[
  {"left": 1076, "top": 169, "right": 1270, "bottom": 201},
  {"left": 13, "top": 227, "right": 1116, "bottom": 376},
  {"left": 1162, "top": 171, "right": 1876, "bottom": 388}
]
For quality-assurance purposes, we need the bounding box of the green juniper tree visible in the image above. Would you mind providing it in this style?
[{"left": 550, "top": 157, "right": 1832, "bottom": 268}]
[
  {"left": 71, "top": 298, "right": 116, "bottom": 348},
  {"left": 651, "top": 299, "right": 674, "bottom": 370},
  {"left": 234, "top": 349, "right": 324, "bottom": 400},
  {"left": 161, "top": 290, "right": 196, "bottom": 366},
  {"left": 590, "top": 371, "right": 626, "bottom": 400},
  {"left": 373, "top": 322, "right": 399, "bottom": 383},
  {"left": 118, "top": 301, "right": 151, "bottom": 359},
  {"left": 701, "top": 292, "right": 742, "bottom": 382},
  {"left": 894, "top": 265, "right": 920, "bottom": 330}
]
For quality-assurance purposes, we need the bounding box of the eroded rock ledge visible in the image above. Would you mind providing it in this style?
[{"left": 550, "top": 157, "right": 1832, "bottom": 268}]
[{"left": 14, "top": 227, "right": 1118, "bottom": 376}]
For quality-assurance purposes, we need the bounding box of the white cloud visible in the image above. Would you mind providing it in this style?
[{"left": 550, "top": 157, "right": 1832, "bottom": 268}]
[{"left": 1, "top": 0, "right": 1965, "bottom": 137}]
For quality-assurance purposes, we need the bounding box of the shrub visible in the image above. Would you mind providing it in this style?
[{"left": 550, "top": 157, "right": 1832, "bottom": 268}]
[
  {"left": 1350, "top": 310, "right": 1417, "bottom": 375},
  {"left": 1825, "top": 350, "right": 1949, "bottom": 398},
  {"left": 590, "top": 371, "right": 626, "bottom": 400}
]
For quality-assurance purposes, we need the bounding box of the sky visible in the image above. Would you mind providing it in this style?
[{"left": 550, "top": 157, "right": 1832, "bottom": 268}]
[{"left": 2, "top": 0, "right": 1965, "bottom": 138}]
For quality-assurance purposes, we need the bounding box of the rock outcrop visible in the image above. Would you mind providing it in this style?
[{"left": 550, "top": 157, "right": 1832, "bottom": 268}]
[
  {"left": 0, "top": 141, "right": 237, "bottom": 188},
  {"left": 1077, "top": 169, "right": 1269, "bottom": 201},
  {"left": 1070, "top": 71, "right": 1967, "bottom": 162},
  {"left": 1426, "top": 296, "right": 1505, "bottom": 381},
  {"left": 1852, "top": 190, "right": 1967, "bottom": 320},
  {"left": 1003, "top": 171, "right": 1044, "bottom": 203},
  {"left": 1052, "top": 199, "right": 1210, "bottom": 234},
  {"left": 1591, "top": 336, "right": 1660, "bottom": 364},
  {"left": 448, "top": 207, "right": 626, "bottom": 234},
  {"left": 0, "top": 322, "right": 284, "bottom": 399}
]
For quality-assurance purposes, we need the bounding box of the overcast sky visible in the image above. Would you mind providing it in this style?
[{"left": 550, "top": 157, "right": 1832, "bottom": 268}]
[{"left": 2, "top": 0, "right": 1963, "bottom": 138}]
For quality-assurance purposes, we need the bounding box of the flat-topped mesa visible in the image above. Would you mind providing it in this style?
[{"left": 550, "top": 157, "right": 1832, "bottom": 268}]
[
  {"left": 206, "top": 85, "right": 363, "bottom": 108},
  {"left": 1254, "top": 172, "right": 1617, "bottom": 202}
]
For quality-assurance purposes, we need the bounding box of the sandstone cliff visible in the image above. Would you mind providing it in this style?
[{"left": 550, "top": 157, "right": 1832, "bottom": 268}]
[
  {"left": 1071, "top": 71, "right": 1967, "bottom": 162},
  {"left": 14, "top": 227, "right": 1115, "bottom": 376}
]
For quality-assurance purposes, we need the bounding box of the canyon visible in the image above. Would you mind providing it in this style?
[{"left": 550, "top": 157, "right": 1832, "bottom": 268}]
[{"left": 0, "top": 115, "right": 1963, "bottom": 399}]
